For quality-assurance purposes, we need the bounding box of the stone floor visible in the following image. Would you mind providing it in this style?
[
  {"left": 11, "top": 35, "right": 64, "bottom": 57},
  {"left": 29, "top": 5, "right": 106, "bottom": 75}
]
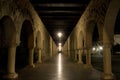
[{"left": 2, "top": 53, "right": 102, "bottom": 80}]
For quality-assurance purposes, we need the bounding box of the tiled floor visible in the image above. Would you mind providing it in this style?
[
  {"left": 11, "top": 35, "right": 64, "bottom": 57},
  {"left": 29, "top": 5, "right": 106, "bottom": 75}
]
[{"left": 1, "top": 53, "right": 102, "bottom": 80}]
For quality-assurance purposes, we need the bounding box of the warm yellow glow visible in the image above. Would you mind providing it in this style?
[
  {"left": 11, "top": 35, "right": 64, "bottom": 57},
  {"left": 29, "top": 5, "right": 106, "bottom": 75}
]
[
  {"left": 92, "top": 47, "right": 95, "bottom": 51},
  {"left": 58, "top": 53, "right": 62, "bottom": 78},
  {"left": 58, "top": 45, "right": 62, "bottom": 51},
  {"left": 99, "top": 46, "right": 103, "bottom": 50},
  {"left": 58, "top": 43, "right": 62, "bottom": 46},
  {"left": 57, "top": 32, "right": 62, "bottom": 38}
]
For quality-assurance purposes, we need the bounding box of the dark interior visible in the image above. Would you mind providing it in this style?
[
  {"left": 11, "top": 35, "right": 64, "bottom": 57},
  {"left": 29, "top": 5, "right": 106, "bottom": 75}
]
[{"left": 30, "top": 0, "right": 90, "bottom": 45}]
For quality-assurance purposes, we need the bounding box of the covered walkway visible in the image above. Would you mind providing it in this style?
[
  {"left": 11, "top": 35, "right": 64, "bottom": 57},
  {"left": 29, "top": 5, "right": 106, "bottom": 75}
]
[
  {"left": 15, "top": 53, "right": 101, "bottom": 80},
  {"left": 0, "top": 0, "right": 120, "bottom": 80}
]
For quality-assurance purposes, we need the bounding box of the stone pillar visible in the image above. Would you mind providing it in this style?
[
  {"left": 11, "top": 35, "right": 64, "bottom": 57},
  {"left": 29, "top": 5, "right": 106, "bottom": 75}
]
[
  {"left": 28, "top": 48, "right": 35, "bottom": 67},
  {"left": 74, "top": 49, "right": 77, "bottom": 61},
  {"left": 50, "top": 38, "right": 53, "bottom": 57},
  {"left": 102, "top": 43, "right": 115, "bottom": 80},
  {"left": 67, "top": 50, "right": 70, "bottom": 58},
  {"left": 67, "top": 39, "right": 70, "bottom": 58},
  {"left": 85, "top": 47, "right": 92, "bottom": 68},
  {"left": 50, "top": 48, "right": 53, "bottom": 57},
  {"left": 7, "top": 46, "right": 18, "bottom": 78},
  {"left": 37, "top": 49, "right": 42, "bottom": 63},
  {"left": 78, "top": 48, "right": 83, "bottom": 64}
]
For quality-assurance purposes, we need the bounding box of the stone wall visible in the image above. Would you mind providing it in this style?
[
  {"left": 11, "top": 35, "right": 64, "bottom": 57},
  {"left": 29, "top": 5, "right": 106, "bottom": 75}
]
[{"left": 0, "top": 0, "right": 55, "bottom": 65}]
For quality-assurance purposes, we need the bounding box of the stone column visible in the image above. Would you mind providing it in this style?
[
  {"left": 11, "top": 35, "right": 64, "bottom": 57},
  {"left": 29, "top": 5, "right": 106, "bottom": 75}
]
[
  {"left": 78, "top": 48, "right": 83, "bottom": 64},
  {"left": 102, "top": 43, "right": 115, "bottom": 80},
  {"left": 28, "top": 48, "right": 35, "bottom": 67},
  {"left": 7, "top": 46, "right": 18, "bottom": 78},
  {"left": 74, "top": 49, "right": 77, "bottom": 61},
  {"left": 67, "top": 39, "right": 70, "bottom": 58},
  {"left": 50, "top": 39, "right": 53, "bottom": 57},
  {"left": 68, "top": 50, "right": 70, "bottom": 58},
  {"left": 85, "top": 47, "right": 92, "bottom": 68},
  {"left": 37, "top": 49, "right": 42, "bottom": 63},
  {"left": 85, "top": 31, "right": 92, "bottom": 68}
]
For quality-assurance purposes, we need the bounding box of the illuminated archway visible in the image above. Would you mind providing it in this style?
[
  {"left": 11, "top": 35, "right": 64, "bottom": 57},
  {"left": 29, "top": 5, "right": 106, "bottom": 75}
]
[
  {"left": 16, "top": 20, "right": 34, "bottom": 69},
  {"left": 85, "top": 20, "right": 102, "bottom": 67},
  {"left": 0, "top": 16, "right": 17, "bottom": 76}
]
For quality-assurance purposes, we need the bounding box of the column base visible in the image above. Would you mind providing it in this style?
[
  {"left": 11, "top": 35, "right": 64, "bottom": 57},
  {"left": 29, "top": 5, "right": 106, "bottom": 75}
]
[
  {"left": 28, "top": 64, "right": 35, "bottom": 68},
  {"left": 84, "top": 64, "right": 93, "bottom": 69},
  {"left": 77, "top": 61, "right": 83, "bottom": 64},
  {"left": 37, "top": 61, "right": 42, "bottom": 64},
  {"left": 3, "top": 73, "right": 18, "bottom": 79},
  {"left": 101, "top": 73, "right": 115, "bottom": 80}
]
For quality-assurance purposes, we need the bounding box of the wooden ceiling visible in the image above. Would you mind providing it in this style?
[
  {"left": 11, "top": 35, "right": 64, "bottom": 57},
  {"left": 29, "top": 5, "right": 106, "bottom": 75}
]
[{"left": 30, "top": 0, "right": 90, "bottom": 45}]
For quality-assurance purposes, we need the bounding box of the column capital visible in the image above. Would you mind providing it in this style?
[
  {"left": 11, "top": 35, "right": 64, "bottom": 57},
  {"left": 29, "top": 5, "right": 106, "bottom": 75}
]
[
  {"left": 3, "top": 42, "right": 19, "bottom": 48},
  {"left": 103, "top": 42, "right": 112, "bottom": 48}
]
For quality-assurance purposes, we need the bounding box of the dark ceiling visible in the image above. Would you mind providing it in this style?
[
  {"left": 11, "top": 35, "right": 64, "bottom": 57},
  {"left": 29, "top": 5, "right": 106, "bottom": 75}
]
[{"left": 30, "top": 0, "right": 90, "bottom": 45}]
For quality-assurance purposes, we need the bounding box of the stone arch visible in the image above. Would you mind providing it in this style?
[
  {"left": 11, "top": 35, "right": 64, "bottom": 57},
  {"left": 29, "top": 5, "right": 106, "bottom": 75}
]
[
  {"left": 86, "top": 20, "right": 101, "bottom": 48},
  {"left": 85, "top": 20, "right": 101, "bottom": 67},
  {"left": 16, "top": 20, "right": 34, "bottom": 68},
  {"left": 0, "top": 15, "right": 16, "bottom": 73},
  {"left": 103, "top": 0, "right": 120, "bottom": 44},
  {"left": 112, "top": 10, "right": 120, "bottom": 54},
  {"left": 114, "top": 10, "right": 120, "bottom": 34},
  {"left": 86, "top": 20, "right": 97, "bottom": 48},
  {"left": 0, "top": 16, "right": 17, "bottom": 47},
  {"left": 92, "top": 24, "right": 99, "bottom": 42},
  {"left": 91, "top": 23, "right": 104, "bottom": 55},
  {"left": 101, "top": 1, "right": 120, "bottom": 79}
]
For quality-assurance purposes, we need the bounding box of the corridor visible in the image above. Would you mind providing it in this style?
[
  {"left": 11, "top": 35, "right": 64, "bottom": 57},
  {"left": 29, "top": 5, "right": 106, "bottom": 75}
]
[
  {"left": 16, "top": 53, "right": 101, "bottom": 80},
  {"left": 0, "top": 0, "right": 120, "bottom": 80}
]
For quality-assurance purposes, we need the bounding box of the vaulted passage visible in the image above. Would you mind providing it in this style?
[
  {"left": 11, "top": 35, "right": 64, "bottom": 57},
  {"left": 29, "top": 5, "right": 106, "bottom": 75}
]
[
  {"left": 0, "top": 0, "right": 120, "bottom": 80},
  {"left": 18, "top": 53, "right": 101, "bottom": 80},
  {"left": 16, "top": 20, "right": 34, "bottom": 69}
]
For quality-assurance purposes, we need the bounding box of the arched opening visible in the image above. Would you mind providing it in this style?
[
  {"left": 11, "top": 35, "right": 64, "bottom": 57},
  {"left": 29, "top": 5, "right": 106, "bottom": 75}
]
[
  {"left": 85, "top": 21, "right": 103, "bottom": 69},
  {"left": 112, "top": 10, "right": 120, "bottom": 54},
  {"left": 112, "top": 10, "right": 120, "bottom": 79},
  {"left": 16, "top": 20, "right": 34, "bottom": 70},
  {"left": 92, "top": 24, "right": 101, "bottom": 55},
  {"left": 91, "top": 23, "right": 103, "bottom": 71},
  {"left": 0, "top": 16, "right": 16, "bottom": 75},
  {"left": 92, "top": 24, "right": 99, "bottom": 42}
]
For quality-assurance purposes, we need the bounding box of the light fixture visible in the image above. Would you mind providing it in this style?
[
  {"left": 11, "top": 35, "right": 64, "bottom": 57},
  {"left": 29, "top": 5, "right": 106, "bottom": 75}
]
[
  {"left": 57, "top": 32, "right": 62, "bottom": 38},
  {"left": 58, "top": 45, "right": 62, "bottom": 51},
  {"left": 99, "top": 46, "right": 103, "bottom": 50},
  {"left": 92, "top": 47, "right": 96, "bottom": 51},
  {"left": 58, "top": 43, "right": 62, "bottom": 46}
]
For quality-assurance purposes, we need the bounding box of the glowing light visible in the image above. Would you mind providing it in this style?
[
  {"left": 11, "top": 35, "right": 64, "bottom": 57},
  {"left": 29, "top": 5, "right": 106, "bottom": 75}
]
[
  {"left": 92, "top": 47, "right": 96, "bottom": 51},
  {"left": 99, "top": 46, "right": 103, "bottom": 50},
  {"left": 57, "top": 32, "right": 62, "bottom": 38},
  {"left": 58, "top": 45, "right": 62, "bottom": 51},
  {"left": 58, "top": 43, "right": 62, "bottom": 46},
  {"left": 58, "top": 53, "right": 62, "bottom": 78}
]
